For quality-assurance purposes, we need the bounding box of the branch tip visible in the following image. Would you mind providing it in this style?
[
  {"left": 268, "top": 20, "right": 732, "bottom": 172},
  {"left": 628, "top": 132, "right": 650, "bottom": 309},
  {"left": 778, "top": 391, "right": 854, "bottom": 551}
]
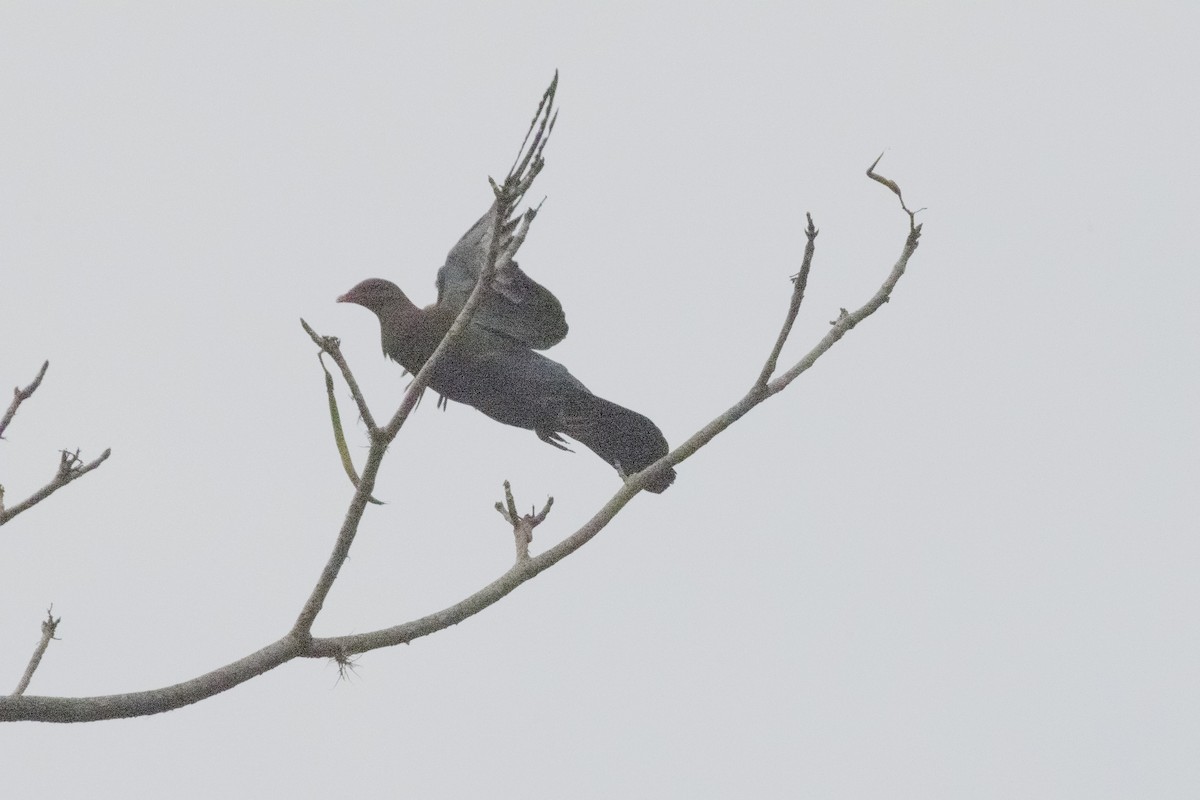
[
  {"left": 757, "top": 210, "right": 819, "bottom": 387},
  {"left": 12, "top": 607, "right": 62, "bottom": 696},
  {"left": 496, "top": 481, "right": 552, "bottom": 563},
  {"left": 867, "top": 154, "right": 921, "bottom": 232},
  {"left": 1, "top": 361, "right": 52, "bottom": 440}
]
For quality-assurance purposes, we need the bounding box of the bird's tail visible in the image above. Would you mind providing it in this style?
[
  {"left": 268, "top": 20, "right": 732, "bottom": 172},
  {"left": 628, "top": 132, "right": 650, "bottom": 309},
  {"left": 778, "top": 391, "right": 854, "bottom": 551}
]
[{"left": 558, "top": 392, "right": 676, "bottom": 493}]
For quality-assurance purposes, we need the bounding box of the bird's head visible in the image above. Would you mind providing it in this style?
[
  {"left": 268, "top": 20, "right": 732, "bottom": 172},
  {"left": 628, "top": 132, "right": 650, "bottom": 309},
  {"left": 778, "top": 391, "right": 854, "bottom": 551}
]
[{"left": 337, "top": 279, "right": 415, "bottom": 314}]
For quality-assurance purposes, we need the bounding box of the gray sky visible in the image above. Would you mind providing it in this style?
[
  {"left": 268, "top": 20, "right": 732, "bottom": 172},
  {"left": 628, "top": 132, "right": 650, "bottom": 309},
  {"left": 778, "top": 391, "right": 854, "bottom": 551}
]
[{"left": 2, "top": 3, "right": 1197, "bottom": 797}]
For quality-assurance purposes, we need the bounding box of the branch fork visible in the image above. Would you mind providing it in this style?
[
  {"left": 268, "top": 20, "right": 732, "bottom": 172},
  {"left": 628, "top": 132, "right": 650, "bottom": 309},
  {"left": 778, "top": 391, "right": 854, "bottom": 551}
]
[
  {"left": 0, "top": 363, "right": 111, "bottom": 527},
  {"left": 495, "top": 481, "right": 554, "bottom": 563},
  {"left": 1, "top": 82, "right": 925, "bottom": 723}
]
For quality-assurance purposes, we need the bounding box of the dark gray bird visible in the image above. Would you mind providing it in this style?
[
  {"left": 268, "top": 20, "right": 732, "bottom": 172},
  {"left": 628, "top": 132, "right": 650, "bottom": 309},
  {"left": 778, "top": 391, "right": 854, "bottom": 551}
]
[{"left": 339, "top": 206, "right": 675, "bottom": 493}]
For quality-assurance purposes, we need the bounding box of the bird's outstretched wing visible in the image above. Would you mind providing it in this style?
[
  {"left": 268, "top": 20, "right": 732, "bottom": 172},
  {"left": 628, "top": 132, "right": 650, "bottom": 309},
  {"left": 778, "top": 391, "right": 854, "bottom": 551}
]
[{"left": 435, "top": 203, "right": 568, "bottom": 349}]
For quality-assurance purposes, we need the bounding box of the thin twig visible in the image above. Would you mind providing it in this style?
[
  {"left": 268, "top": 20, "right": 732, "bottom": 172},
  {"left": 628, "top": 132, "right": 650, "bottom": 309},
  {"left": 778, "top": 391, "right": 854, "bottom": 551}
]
[
  {"left": 296, "top": 326, "right": 384, "bottom": 504},
  {"left": 11, "top": 608, "right": 60, "bottom": 696},
  {"left": 495, "top": 481, "right": 554, "bottom": 563},
  {"left": 756, "top": 213, "right": 819, "bottom": 389},
  {"left": 0, "top": 448, "right": 112, "bottom": 527},
  {"left": 0, "top": 361, "right": 49, "bottom": 440},
  {"left": 767, "top": 196, "right": 920, "bottom": 394},
  {"left": 575, "top": 160, "right": 920, "bottom": 498},
  {"left": 867, "top": 152, "right": 922, "bottom": 232},
  {"left": 321, "top": 352, "right": 385, "bottom": 504},
  {"left": 300, "top": 320, "right": 377, "bottom": 435},
  {"left": 1, "top": 362, "right": 112, "bottom": 526}
]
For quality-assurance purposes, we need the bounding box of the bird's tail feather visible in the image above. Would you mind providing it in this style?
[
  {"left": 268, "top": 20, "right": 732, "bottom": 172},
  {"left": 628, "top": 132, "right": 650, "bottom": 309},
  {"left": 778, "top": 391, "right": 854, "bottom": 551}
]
[{"left": 559, "top": 393, "right": 675, "bottom": 493}]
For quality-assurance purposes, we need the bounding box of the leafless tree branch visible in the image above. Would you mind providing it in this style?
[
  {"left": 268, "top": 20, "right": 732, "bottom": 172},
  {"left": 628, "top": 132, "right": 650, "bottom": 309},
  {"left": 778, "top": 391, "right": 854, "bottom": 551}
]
[
  {"left": 0, "top": 360, "right": 49, "bottom": 440},
  {"left": 0, "top": 82, "right": 922, "bottom": 722},
  {"left": 1, "top": 362, "right": 113, "bottom": 527},
  {"left": 301, "top": 322, "right": 379, "bottom": 435},
  {"left": 495, "top": 481, "right": 554, "bottom": 563},
  {"left": 10, "top": 608, "right": 61, "bottom": 697},
  {"left": 0, "top": 448, "right": 113, "bottom": 528},
  {"left": 757, "top": 213, "right": 818, "bottom": 390}
]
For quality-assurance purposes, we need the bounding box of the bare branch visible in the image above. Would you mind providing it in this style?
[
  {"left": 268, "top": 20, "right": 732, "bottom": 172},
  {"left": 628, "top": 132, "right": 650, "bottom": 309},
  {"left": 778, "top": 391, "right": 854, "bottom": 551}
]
[
  {"left": 495, "top": 481, "right": 554, "bottom": 563},
  {"left": 380, "top": 78, "right": 557, "bottom": 445},
  {"left": 300, "top": 319, "right": 378, "bottom": 434},
  {"left": 1, "top": 363, "right": 112, "bottom": 526},
  {"left": 0, "top": 448, "right": 112, "bottom": 527},
  {"left": 0, "top": 361, "right": 49, "bottom": 439},
  {"left": 767, "top": 163, "right": 920, "bottom": 397},
  {"left": 576, "top": 160, "right": 922, "bottom": 502},
  {"left": 0, "top": 636, "right": 303, "bottom": 722},
  {"left": 11, "top": 608, "right": 61, "bottom": 697},
  {"left": 298, "top": 320, "right": 384, "bottom": 504},
  {"left": 756, "top": 213, "right": 819, "bottom": 389},
  {"left": 868, "top": 152, "right": 922, "bottom": 231},
  {"left": 289, "top": 435, "right": 388, "bottom": 639}
]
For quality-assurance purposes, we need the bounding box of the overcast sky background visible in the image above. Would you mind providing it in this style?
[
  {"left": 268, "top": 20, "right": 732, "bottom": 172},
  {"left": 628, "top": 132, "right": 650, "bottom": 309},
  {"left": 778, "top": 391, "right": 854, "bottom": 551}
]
[{"left": 2, "top": 3, "right": 1197, "bottom": 797}]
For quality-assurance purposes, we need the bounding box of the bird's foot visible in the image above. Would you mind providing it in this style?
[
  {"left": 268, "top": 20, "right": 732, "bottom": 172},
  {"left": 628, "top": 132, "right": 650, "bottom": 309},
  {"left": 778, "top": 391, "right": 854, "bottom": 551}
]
[{"left": 537, "top": 429, "right": 574, "bottom": 452}]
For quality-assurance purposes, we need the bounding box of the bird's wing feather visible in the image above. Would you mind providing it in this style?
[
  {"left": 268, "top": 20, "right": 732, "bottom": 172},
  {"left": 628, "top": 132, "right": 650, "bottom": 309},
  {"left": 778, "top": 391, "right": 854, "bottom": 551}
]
[{"left": 435, "top": 203, "right": 568, "bottom": 350}]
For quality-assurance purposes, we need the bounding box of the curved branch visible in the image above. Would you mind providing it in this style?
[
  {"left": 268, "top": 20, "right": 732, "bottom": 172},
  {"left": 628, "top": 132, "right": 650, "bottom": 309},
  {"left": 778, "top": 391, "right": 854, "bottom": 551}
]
[
  {"left": 0, "top": 133, "right": 921, "bottom": 721},
  {"left": 0, "top": 637, "right": 303, "bottom": 723}
]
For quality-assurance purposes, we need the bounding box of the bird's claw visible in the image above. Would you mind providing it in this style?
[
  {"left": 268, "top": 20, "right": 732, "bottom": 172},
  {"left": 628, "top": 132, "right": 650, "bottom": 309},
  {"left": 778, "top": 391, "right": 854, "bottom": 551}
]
[{"left": 537, "top": 429, "right": 574, "bottom": 452}]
